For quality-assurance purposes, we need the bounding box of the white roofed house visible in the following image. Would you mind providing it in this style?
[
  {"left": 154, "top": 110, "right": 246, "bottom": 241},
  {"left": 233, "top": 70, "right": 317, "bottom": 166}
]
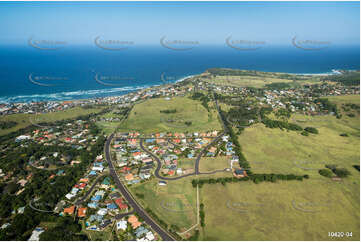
[{"left": 116, "top": 220, "right": 127, "bottom": 231}]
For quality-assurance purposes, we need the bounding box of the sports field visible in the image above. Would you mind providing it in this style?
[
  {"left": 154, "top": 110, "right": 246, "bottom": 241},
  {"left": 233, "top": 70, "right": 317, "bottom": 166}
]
[{"left": 118, "top": 96, "right": 222, "bottom": 134}]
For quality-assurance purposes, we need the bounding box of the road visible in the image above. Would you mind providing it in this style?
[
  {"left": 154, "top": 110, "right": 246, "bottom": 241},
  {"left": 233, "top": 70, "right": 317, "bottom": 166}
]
[
  {"left": 75, "top": 174, "right": 107, "bottom": 206},
  {"left": 138, "top": 93, "right": 230, "bottom": 181},
  {"left": 139, "top": 131, "right": 227, "bottom": 181},
  {"left": 105, "top": 133, "right": 175, "bottom": 241}
]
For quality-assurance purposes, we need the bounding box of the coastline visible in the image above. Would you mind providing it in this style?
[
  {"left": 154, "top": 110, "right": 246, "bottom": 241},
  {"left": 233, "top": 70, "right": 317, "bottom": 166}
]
[
  {"left": 0, "top": 75, "right": 197, "bottom": 104},
  {"left": 0, "top": 70, "right": 344, "bottom": 104}
]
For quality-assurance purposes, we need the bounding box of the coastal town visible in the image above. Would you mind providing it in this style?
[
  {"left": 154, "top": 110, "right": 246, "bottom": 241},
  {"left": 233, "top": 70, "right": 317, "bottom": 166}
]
[{"left": 0, "top": 68, "right": 359, "bottom": 241}]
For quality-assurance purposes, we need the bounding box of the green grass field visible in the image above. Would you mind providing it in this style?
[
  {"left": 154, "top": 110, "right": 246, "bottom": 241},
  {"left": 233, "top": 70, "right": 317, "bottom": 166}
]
[
  {"left": 199, "top": 156, "right": 230, "bottom": 173},
  {"left": 200, "top": 180, "right": 359, "bottom": 241},
  {"left": 0, "top": 107, "right": 103, "bottom": 136},
  {"left": 203, "top": 75, "right": 295, "bottom": 88},
  {"left": 198, "top": 95, "right": 359, "bottom": 240},
  {"left": 129, "top": 177, "right": 198, "bottom": 232},
  {"left": 96, "top": 111, "right": 125, "bottom": 135},
  {"left": 118, "top": 96, "right": 222, "bottom": 134}
]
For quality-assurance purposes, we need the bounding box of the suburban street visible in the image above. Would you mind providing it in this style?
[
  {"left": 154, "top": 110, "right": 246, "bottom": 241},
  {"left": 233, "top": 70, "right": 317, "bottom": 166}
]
[{"left": 104, "top": 133, "right": 175, "bottom": 241}]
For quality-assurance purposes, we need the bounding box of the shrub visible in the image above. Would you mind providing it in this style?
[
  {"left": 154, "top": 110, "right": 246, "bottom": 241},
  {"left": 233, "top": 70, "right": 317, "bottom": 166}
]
[
  {"left": 319, "top": 169, "right": 333, "bottom": 178},
  {"left": 301, "top": 131, "right": 309, "bottom": 136},
  {"left": 304, "top": 127, "right": 318, "bottom": 134},
  {"left": 333, "top": 168, "right": 351, "bottom": 178}
]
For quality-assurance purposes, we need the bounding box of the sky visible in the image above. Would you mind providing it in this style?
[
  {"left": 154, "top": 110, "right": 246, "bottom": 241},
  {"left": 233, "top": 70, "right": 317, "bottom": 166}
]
[{"left": 0, "top": 1, "right": 359, "bottom": 46}]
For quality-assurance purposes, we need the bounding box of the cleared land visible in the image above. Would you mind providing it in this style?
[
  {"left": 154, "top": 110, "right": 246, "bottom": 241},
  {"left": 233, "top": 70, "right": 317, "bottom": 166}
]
[
  {"left": 0, "top": 107, "right": 103, "bottom": 136},
  {"left": 96, "top": 111, "right": 125, "bottom": 135},
  {"left": 200, "top": 180, "right": 359, "bottom": 241},
  {"left": 207, "top": 95, "right": 360, "bottom": 240},
  {"left": 118, "top": 96, "right": 222, "bottom": 134},
  {"left": 129, "top": 177, "right": 198, "bottom": 232},
  {"left": 202, "top": 75, "right": 295, "bottom": 88},
  {"left": 199, "top": 156, "right": 230, "bottom": 173}
]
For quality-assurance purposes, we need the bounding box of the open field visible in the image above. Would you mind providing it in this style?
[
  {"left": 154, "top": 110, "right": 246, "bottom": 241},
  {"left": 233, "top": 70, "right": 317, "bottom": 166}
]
[
  {"left": 129, "top": 177, "right": 198, "bottom": 232},
  {"left": 0, "top": 107, "right": 103, "bottom": 136},
  {"left": 200, "top": 180, "right": 359, "bottom": 241},
  {"left": 327, "top": 94, "right": 360, "bottom": 105},
  {"left": 96, "top": 111, "right": 125, "bottom": 135},
  {"left": 118, "top": 96, "right": 222, "bottom": 134},
  {"left": 199, "top": 156, "right": 230, "bottom": 173},
  {"left": 215, "top": 95, "right": 360, "bottom": 240},
  {"left": 202, "top": 75, "right": 295, "bottom": 88},
  {"left": 178, "top": 158, "right": 196, "bottom": 170}
]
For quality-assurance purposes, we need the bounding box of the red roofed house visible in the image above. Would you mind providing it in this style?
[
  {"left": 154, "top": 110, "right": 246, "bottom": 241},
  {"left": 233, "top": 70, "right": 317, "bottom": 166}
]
[
  {"left": 63, "top": 205, "right": 75, "bottom": 215},
  {"left": 77, "top": 207, "right": 87, "bottom": 218},
  {"left": 115, "top": 198, "right": 128, "bottom": 210}
]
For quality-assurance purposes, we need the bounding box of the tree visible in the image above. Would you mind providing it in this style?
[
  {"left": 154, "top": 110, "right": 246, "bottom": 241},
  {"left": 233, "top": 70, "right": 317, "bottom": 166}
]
[
  {"left": 319, "top": 169, "right": 333, "bottom": 178},
  {"left": 304, "top": 127, "right": 319, "bottom": 134},
  {"left": 333, "top": 168, "right": 351, "bottom": 178}
]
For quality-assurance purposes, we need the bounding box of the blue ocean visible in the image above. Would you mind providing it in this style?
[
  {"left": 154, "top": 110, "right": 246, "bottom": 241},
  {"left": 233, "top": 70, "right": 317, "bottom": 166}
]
[{"left": 0, "top": 44, "right": 359, "bottom": 103}]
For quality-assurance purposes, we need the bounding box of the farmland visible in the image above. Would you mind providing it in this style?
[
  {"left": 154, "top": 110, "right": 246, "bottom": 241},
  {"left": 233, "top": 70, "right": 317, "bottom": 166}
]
[{"left": 118, "top": 96, "right": 222, "bottom": 134}]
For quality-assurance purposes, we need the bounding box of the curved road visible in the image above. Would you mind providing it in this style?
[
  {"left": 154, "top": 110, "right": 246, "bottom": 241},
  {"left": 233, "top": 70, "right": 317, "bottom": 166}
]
[
  {"left": 75, "top": 174, "right": 107, "bottom": 206},
  {"left": 105, "top": 133, "right": 175, "bottom": 241},
  {"left": 139, "top": 131, "right": 227, "bottom": 181}
]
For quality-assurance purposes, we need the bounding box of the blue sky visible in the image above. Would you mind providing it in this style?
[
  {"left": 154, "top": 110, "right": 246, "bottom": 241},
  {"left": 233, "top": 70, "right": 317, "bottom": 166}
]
[{"left": 0, "top": 1, "right": 359, "bottom": 46}]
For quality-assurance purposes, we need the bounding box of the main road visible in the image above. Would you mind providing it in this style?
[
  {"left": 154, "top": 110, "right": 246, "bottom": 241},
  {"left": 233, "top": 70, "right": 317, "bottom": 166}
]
[{"left": 104, "top": 133, "right": 175, "bottom": 241}]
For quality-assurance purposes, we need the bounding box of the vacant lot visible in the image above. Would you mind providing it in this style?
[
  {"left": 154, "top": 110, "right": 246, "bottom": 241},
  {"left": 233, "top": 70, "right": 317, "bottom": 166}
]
[
  {"left": 129, "top": 177, "right": 198, "bottom": 232},
  {"left": 0, "top": 107, "right": 103, "bottom": 136},
  {"left": 118, "top": 96, "right": 222, "bottom": 134},
  {"left": 96, "top": 111, "right": 125, "bottom": 135},
  {"left": 199, "top": 156, "right": 230, "bottom": 173}
]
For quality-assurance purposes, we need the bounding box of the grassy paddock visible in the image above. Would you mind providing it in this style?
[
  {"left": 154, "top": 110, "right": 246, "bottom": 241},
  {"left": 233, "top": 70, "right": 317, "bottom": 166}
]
[
  {"left": 129, "top": 177, "right": 198, "bottom": 232},
  {"left": 200, "top": 180, "right": 359, "bottom": 241},
  {"left": 118, "top": 96, "right": 222, "bottom": 134}
]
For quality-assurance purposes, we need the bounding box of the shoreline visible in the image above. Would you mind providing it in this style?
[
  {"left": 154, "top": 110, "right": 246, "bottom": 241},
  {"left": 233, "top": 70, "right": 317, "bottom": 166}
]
[
  {"left": 0, "top": 70, "right": 347, "bottom": 104},
  {"left": 0, "top": 74, "right": 197, "bottom": 105}
]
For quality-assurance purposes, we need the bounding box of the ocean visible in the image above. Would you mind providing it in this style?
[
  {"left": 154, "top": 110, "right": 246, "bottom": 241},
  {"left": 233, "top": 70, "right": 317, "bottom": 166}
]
[{"left": 0, "top": 44, "right": 359, "bottom": 103}]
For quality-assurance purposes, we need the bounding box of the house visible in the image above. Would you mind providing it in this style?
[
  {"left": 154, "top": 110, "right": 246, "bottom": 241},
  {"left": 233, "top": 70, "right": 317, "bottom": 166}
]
[
  {"left": 17, "top": 206, "right": 25, "bottom": 214},
  {"left": 78, "top": 207, "right": 87, "bottom": 218},
  {"left": 125, "top": 173, "right": 134, "bottom": 181},
  {"left": 176, "top": 168, "right": 182, "bottom": 175},
  {"left": 99, "top": 219, "right": 112, "bottom": 230},
  {"left": 128, "top": 215, "right": 142, "bottom": 229},
  {"left": 145, "top": 231, "right": 155, "bottom": 241},
  {"left": 107, "top": 203, "right": 117, "bottom": 210},
  {"left": 54, "top": 200, "right": 66, "bottom": 213},
  {"left": 92, "top": 166, "right": 104, "bottom": 172},
  {"left": 56, "top": 170, "right": 65, "bottom": 176},
  {"left": 158, "top": 181, "right": 167, "bottom": 186},
  {"left": 97, "top": 208, "right": 107, "bottom": 216},
  {"left": 91, "top": 195, "right": 102, "bottom": 202},
  {"left": 28, "top": 227, "right": 45, "bottom": 241},
  {"left": 63, "top": 205, "right": 75, "bottom": 215},
  {"left": 87, "top": 202, "right": 98, "bottom": 209},
  {"left": 135, "top": 226, "right": 149, "bottom": 238},
  {"left": 233, "top": 168, "right": 247, "bottom": 178},
  {"left": 65, "top": 193, "right": 75, "bottom": 200},
  {"left": 116, "top": 220, "right": 127, "bottom": 231},
  {"left": 17, "top": 179, "right": 28, "bottom": 187},
  {"left": 109, "top": 192, "right": 121, "bottom": 199},
  {"left": 89, "top": 170, "right": 97, "bottom": 176},
  {"left": 209, "top": 147, "right": 217, "bottom": 153},
  {"left": 115, "top": 198, "right": 128, "bottom": 210}
]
